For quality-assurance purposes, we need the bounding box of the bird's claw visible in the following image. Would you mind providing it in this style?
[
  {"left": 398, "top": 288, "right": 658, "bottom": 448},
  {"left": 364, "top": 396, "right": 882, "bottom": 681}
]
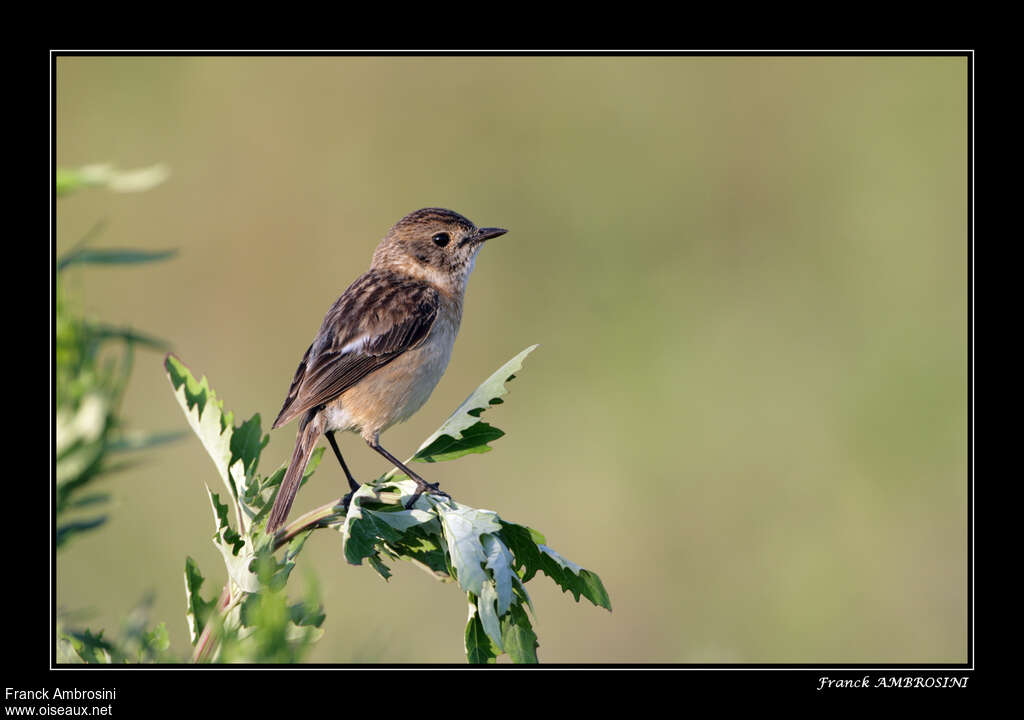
[{"left": 404, "top": 482, "right": 450, "bottom": 509}]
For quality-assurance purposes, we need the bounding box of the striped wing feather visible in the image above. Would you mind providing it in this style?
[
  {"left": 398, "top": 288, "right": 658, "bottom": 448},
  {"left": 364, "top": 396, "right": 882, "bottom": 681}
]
[{"left": 272, "top": 272, "right": 439, "bottom": 429}]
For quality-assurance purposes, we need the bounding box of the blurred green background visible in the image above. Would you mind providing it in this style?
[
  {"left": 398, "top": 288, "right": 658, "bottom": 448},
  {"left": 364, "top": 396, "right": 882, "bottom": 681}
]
[{"left": 55, "top": 56, "right": 968, "bottom": 663}]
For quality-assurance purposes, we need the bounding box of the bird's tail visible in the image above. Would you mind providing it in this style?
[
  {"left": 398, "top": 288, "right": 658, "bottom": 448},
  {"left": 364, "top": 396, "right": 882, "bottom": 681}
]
[{"left": 266, "top": 413, "right": 324, "bottom": 534}]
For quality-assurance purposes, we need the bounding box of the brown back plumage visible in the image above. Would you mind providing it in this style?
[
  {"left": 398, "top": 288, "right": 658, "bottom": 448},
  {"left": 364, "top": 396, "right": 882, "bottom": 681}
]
[{"left": 272, "top": 270, "right": 440, "bottom": 430}]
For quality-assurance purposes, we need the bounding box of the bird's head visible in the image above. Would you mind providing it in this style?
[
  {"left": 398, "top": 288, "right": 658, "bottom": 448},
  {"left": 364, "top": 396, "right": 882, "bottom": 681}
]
[{"left": 371, "top": 208, "right": 507, "bottom": 296}]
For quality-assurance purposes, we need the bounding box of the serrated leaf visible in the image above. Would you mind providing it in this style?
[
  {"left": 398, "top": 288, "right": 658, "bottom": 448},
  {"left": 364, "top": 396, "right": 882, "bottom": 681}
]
[
  {"left": 64, "top": 629, "right": 116, "bottom": 664},
  {"left": 184, "top": 557, "right": 216, "bottom": 646},
  {"left": 340, "top": 484, "right": 414, "bottom": 567},
  {"left": 436, "top": 504, "right": 502, "bottom": 597},
  {"left": 165, "top": 354, "right": 234, "bottom": 493},
  {"left": 482, "top": 534, "right": 515, "bottom": 616},
  {"left": 501, "top": 604, "right": 539, "bottom": 664},
  {"left": 413, "top": 423, "right": 504, "bottom": 463},
  {"left": 231, "top": 414, "right": 268, "bottom": 481},
  {"left": 537, "top": 544, "right": 612, "bottom": 611},
  {"left": 465, "top": 601, "right": 500, "bottom": 664},
  {"left": 496, "top": 521, "right": 546, "bottom": 582},
  {"left": 407, "top": 345, "right": 538, "bottom": 465},
  {"left": 477, "top": 583, "right": 504, "bottom": 651},
  {"left": 207, "top": 487, "right": 259, "bottom": 593},
  {"left": 208, "top": 488, "right": 244, "bottom": 555}
]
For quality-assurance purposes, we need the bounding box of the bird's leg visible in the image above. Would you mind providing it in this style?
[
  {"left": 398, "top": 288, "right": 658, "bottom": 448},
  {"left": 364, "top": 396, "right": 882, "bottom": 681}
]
[
  {"left": 325, "top": 431, "right": 360, "bottom": 492},
  {"left": 326, "top": 431, "right": 360, "bottom": 511},
  {"left": 367, "top": 438, "right": 450, "bottom": 509}
]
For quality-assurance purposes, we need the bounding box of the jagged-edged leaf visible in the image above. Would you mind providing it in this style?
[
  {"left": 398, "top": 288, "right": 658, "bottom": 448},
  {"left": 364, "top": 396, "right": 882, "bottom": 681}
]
[
  {"left": 413, "top": 423, "right": 504, "bottom": 463},
  {"left": 62, "top": 629, "right": 116, "bottom": 664},
  {"left": 340, "top": 482, "right": 436, "bottom": 572},
  {"left": 207, "top": 487, "right": 258, "bottom": 593},
  {"left": 482, "top": 534, "right": 516, "bottom": 616},
  {"left": 408, "top": 344, "right": 538, "bottom": 465},
  {"left": 477, "top": 582, "right": 504, "bottom": 651},
  {"left": 231, "top": 414, "right": 268, "bottom": 481},
  {"left": 436, "top": 504, "right": 502, "bottom": 597},
  {"left": 501, "top": 603, "right": 539, "bottom": 664},
  {"left": 496, "top": 521, "right": 547, "bottom": 582},
  {"left": 165, "top": 354, "right": 234, "bottom": 492},
  {"left": 537, "top": 544, "right": 612, "bottom": 611},
  {"left": 184, "top": 557, "right": 216, "bottom": 646},
  {"left": 465, "top": 600, "right": 500, "bottom": 664}
]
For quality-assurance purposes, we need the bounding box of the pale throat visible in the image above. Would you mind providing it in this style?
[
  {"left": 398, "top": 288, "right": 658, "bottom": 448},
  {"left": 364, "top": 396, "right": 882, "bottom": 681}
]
[{"left": 392, "top": 252, "right": 479, "bottom": 299}]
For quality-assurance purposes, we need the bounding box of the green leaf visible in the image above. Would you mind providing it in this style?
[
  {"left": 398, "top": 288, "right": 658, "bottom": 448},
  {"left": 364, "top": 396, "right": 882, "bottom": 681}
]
[
  {"left": 141, "top": 622, "right": 171, "bottom": 657},
  {"left": 56, "top": 516, "right": 108, "bottom": 549},
  {"left": 536, "top": 544, "right": 612, "bottom": 611},
  {"left": 496, "top": 521, "right": 546, "bottom": 582},
  {"left": 64, "top": 492, "right": 110, "bottom": 509},
  {"left": 413, "top": 423, "right": 504, "bottom": 463},
  {"left": 62, "top": 629, "right": 117, "bottom": 664},
  {"left": 184, "top": 557, "right": 216, "bottom": 646},
  {"left": 465, "top": 600, "right": 500, "bottom": 664},
  {"left": 435, "top": 504, "right": 502, "bottom": 597},
  {"left": 90, "top": 324, "right": 174, "bottom": 351},
  {"left": 477, "top": 583, "right": 504, "bottom": 651},
  {"left": 340, "top": 483, "right": 435, "bottom": 570},
  {"left": 500, "top": 603, "right": 539, "bottom": 664},
  {"left": 57, "top": 248, "right": 178, "bottom": 273},
  {"left": 207, "top": 487, "right": 258, "bottom": 593},
  {"left": 231, "top": 414, "right": 268, "bottom": 481},
  {"left": 165, "top": 354, "right": 235, "bottom": 494},
  {"left": 408, "top": 344, "right": 538, "bottom": 465},
  {"left": 106, "top": 430, "right": 187, "bottom": 453},
  {"left": 482, "top": 534, "right": 516, "bottom": 616}
]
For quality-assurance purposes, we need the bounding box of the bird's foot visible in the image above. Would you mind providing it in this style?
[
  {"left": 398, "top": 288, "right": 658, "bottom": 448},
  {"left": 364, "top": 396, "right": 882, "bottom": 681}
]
[{"left": 404, "top": 480, "right": 450, "bottom": 510}]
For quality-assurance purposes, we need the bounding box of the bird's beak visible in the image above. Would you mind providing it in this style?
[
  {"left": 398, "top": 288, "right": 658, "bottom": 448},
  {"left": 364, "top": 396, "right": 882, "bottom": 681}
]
[{"left": 474, "top": 227, "right": 508, "bottom": 242}]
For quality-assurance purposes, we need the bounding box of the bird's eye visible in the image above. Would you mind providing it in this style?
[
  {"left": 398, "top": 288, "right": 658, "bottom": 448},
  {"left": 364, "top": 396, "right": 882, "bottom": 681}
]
[{"left": 432, "top": 232, "right": 450, "bottom": 248}]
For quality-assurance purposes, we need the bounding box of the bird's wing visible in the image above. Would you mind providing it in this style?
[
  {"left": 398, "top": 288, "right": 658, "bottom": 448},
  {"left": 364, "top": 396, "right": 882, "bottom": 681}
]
[{"left": 272, "top": 273, "right": 440, "bottom": 429}]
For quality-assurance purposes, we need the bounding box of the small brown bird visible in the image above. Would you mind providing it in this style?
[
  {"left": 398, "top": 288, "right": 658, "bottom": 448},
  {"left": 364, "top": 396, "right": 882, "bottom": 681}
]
[{"left": 265, "top": 208, "right": 507, "bottom": 533}]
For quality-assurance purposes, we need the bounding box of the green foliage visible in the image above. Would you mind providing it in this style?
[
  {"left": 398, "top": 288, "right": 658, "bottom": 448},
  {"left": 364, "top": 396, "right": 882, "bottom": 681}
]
[
  {"left": 55, "top": 175, "right": 179, "bottom": 551},
  {"left": 336, "top": 345, "right": 611, "bottom": 663},
  {"left": 57, "top": 596, "right": 173, "bottom": 664},
  {"left": 166, "top": 355, "right": 328, "bottom": 662},
  {"left": 184, "top": 556, "right": 217, "bottom": 645},
  {"left": 410, "top": 345, "right": 538, "bottom": 464},
  {"left": 166, "top": 345, "right": 610, "bottom": 663},
  {"left": 58, "top": 247, "right": 178, "bottom": 272},
  {"left": 338, "top": 482, "right": 609, "bottom": 663},
  {"left": 55, "top": 162, "right": 184, "bottom": 664}
]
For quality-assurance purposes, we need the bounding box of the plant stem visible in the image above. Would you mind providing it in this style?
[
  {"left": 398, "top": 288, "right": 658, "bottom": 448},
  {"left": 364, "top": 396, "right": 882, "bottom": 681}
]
[
  {"left": 270, "top": 486, "right": 404, "bottom": 551},
  {"left": 191, "top": 585, "right": 232, "bottom": 663},
  {"left": 190, "top": 486, "right": 403, "bottom": 663}
]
